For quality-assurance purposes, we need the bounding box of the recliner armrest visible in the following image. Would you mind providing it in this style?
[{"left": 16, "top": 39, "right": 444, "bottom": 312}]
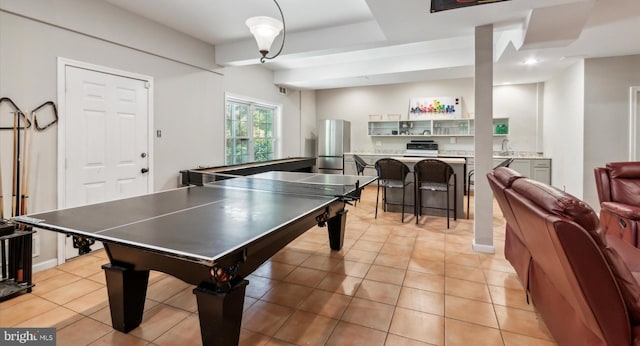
[
  {"left": 594, "top": 167, "right": 612, "bottom": 203},
  {"left": 601, "top": 202, "right": 640, "bottom": 219},
  {"left": 607, "top": 234, "right": 640, "bottom": 273}
]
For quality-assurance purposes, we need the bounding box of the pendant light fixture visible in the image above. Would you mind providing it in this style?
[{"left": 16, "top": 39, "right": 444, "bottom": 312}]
[{"left": 246, "top": 0, "right": 286, "bottom": 63}]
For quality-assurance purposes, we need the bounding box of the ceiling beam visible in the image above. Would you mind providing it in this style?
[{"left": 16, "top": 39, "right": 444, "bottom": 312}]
[
  {"left": 273, "top": 44, "right": 474, "bottom": 88},
  {"left": 521, "top": 1, "right": 595, "bottom": 49},
  {"left": 214, "top": 20, "right": 386, "bottom": 66}
]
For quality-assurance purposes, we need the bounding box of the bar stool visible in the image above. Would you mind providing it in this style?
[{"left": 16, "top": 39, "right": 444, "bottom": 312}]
[
  {"left": 466, "top": 158, "right": 513, "bottom": 218},
  {"left": 352, "top": 155, "right": 374, "bottom": 206},
  {"left": 414, "top": 159, "right": 456, "bottom": 228},
  {"left": 375, "top": 158, "right": 411, "bottom": 223},
  {"left": 353, "top": 154, "right": 374, "bottom": 176}
]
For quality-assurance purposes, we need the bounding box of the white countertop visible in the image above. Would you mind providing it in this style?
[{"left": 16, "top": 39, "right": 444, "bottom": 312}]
[
  {"left": 390, "top": 156, "right": 466, "bottom": 165},
  {"left": 345, "top": 152, "right": 550, "bottom": 160}
]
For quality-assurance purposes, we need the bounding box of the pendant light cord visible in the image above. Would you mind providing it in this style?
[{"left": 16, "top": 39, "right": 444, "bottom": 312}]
[{"left": 260, "top": 0, "right": 285, "bottom": 63}]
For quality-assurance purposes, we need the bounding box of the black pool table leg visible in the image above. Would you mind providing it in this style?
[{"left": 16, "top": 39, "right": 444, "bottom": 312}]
[
  {"left": 194, "top": 280, "right": 249, "bottom": 346},
  {"left": 327, "top": 208, "right": 348, "bottom": 250},
  {"left": 102, "top": 263, "right": 150, "bottom": 333}
]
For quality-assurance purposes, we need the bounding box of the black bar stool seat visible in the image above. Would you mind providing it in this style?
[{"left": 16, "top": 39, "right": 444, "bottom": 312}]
[
  {"left": 374, "top": 158, "right": 411, "bottom": 223},
  {"left": 414, "top": 159, "right": 456, "bottom": 228}
]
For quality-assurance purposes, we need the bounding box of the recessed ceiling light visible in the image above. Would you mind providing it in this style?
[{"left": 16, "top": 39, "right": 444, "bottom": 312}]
[{"left": 523, "top": 58, "right": 539, "bottom": 65}]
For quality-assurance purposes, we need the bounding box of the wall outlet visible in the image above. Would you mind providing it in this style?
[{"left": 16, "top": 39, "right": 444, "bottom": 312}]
[
  {"left": 376, "top": 141, "right": 382, "bottom": 146},
  {"left": 450, "top": 137, "right": 456, "bottom": 144}
]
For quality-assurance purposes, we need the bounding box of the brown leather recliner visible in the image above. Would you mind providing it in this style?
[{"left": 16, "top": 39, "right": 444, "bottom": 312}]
[
  {"left": 486, "top": 167, "right": 529, "bottom": 287},
  {"left": 595, "top": 162, "right": 640, "bottom": 247},
  {"left": 488, "top": 167, "right": 640, "bottom": 345}
]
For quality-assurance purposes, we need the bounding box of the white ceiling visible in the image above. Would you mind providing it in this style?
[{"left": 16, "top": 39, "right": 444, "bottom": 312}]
[{"left": 102, "top": 0, "right": 640, "bottom": 89}]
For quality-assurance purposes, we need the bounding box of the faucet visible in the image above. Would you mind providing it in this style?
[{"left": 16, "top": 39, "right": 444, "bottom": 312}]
[{"left": 501, "top": 138, "right": 510, "bottom": 155}]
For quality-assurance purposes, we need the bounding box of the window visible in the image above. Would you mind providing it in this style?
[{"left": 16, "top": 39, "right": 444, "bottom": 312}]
[{"left": 225, "top": 96, "right": 279, "bottom": 165}]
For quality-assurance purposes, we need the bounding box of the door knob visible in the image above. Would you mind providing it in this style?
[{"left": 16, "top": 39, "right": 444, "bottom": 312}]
[{"left": 141, "top": 168, "right": 149, "bottom": 173}]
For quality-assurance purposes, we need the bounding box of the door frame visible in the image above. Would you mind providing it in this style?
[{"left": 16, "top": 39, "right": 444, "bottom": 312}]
[
  {"left": 629, "top": 86, "right": 640, "bottom": 161},
  {"left": 56, "top": 57, "right": 154, "bottom": 264}
]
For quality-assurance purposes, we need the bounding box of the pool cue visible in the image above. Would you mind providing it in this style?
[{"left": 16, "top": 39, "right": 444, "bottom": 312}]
[
  {"left": 0, "top": 125, "right": 4, "bottom": 280},
  {"left": 11, "top": 112, "right": 17, "bottom": 217},
  {"left": 15, "top": 111, "right": 24, "bottom": 282},
  {"left": 20, "top": 112, "right": 31, "bottom": 216},
  {"left": 0, "top": 124, "right": 4, "bottom": 220}
]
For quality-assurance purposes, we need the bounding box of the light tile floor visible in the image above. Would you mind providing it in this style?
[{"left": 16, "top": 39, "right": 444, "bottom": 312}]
[{"left": 0, "top": 187, "right": 557, "bottom": 345}]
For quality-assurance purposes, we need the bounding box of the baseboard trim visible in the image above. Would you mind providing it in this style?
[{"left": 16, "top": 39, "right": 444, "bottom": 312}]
[
  {"left": 472, "top": 241, "right": 495, "bottom": 254},
  {"left": 32, "top": 258, "right": 59, "bottom": 273}
]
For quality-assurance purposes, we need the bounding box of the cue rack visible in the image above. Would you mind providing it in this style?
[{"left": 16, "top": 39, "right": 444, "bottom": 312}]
[{"left": 0, "top": 97, "right": 58, "bottom": 301}]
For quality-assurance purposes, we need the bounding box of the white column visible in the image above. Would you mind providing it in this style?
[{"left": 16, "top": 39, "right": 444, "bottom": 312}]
[{"left": 473, "top": 24, "right": 495, "bottom": 253}]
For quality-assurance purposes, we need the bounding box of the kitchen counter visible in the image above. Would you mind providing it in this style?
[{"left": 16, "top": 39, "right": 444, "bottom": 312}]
[
  {"left": 358, "top": 155, "right": 466, "bottom": 219},
  {"left": 390, "top": 156, "right": 466, "bottom": 165},
  {"left": 345, "top": 151, "right": 550, "bottom": 160},
  {"left": 345, "top": 152, "right": 553, "bottom": 199}
]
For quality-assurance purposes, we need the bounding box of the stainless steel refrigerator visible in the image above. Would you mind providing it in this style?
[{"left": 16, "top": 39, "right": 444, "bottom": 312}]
[{"left": 317, "top": 119, "right": 351, "bottom": 174}]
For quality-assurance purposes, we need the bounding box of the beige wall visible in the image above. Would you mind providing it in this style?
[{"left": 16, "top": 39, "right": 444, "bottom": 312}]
[
  {"left": 0, "top": 6, "right": 304, "bottom": 266},
  {"left": 5, "top": 0, "right": 639, "bottom": 269},
  {"left": 316, "top": 79, "right": 542, "bottom": 154},
  {"left": 300, "top": 90, "right": 318, "bottom": 157},
  {"left": 541, "top": 55, "right": 640, "bottom": 211},
  {"left": 543, "top": 60, "right": 585, "bottom": 196},
  {"left": 0, "top": 0, "right": 218, "bottom": 71},
  {"left": 583, "top": 55, "right": 640, "bottom": 209}
]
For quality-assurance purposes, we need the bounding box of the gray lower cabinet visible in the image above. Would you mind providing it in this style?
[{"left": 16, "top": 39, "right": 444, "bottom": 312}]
[
  {"left": 343, "top": 156, "right": 357, "bottom": 175},
  {"left": 344, "top": 154, "right": 380, "bottom": 176},
  {"left": 507, "top": 159, "right": 552, "bottom": 185},
  {"left": 531, "top": 160, "right": 551, "bottom": 185},
  {"left": 466, "top": 157, "right": 551, "bottom": 189},
  {"left": 507, "top": 159, "right": 532, "bottom": 178}
]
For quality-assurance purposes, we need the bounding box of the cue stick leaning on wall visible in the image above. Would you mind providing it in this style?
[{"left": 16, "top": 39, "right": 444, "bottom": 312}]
[
  {"left": 20, "top": 112, "right": 31, "bottom": 216},
  {"left": 11, "top": 112, "right": 17, "bottom": 218},
  {"left": 0, "top": 124, "right": 4, "bottom": 220}
]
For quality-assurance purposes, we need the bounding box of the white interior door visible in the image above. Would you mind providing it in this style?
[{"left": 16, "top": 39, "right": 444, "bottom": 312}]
[{"left": 59, "top": 61, "right": 152, "bottom": 260}]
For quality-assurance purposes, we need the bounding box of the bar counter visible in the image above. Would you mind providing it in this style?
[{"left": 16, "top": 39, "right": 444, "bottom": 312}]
[{"left": 379, "top": 156, "right": 465, "bottom": 219}]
